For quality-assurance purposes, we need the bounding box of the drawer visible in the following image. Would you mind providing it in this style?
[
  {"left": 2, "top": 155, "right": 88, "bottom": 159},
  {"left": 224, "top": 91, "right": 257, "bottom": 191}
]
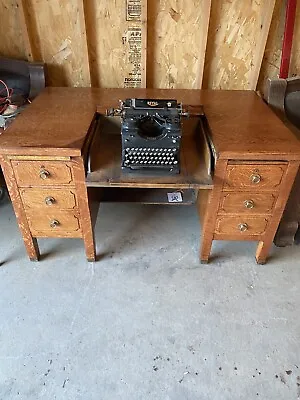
[
  {"left": 26, "top": 210, "right": 81, "bottom": 235},
  {"left": 12, "top": 161, "right": 74, "bottom": 187},
  {"left": 224, "top": 164, "right": 286, "bottom": 190},
  {"left": 215, "top": 216, "right": 269, "bottom": 236},
  {"left": 20, "top": 188, "right": 77, "bottom": 210},
  {"left": 218, "top": 193, "right": 277, "bottom": 214}
]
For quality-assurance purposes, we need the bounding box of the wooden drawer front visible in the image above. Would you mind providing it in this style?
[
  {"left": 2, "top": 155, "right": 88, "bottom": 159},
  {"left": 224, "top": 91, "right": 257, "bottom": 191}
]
[
  {"left": 12, "top": 161, "right": 73, "bottom": 187},
  {"left": 215, "top": 216, "right": 269, "bottom": 236},
  {"left": 20, "top": 188, "right": 77, "bottom": 210},
  {"left": 218, "top": 193, "right": 277, "bottom": 214},
  {"left": 26, "top": 210, "right": 81, "bottom": 234},
  {"left": 224, "top": 164, "right": 286, "bottom": 190}
]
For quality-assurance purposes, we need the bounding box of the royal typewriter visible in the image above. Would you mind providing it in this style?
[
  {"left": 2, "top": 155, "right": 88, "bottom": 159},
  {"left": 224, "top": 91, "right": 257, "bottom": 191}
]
[{"left": 107, "top": 98, "right": 188, "bottom": 174}]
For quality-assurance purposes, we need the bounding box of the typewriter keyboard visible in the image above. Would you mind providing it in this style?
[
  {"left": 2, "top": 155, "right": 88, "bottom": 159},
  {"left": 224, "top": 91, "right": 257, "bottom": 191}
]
[{"left": 123, "top": 147, "right": 178, "bottom": 167}]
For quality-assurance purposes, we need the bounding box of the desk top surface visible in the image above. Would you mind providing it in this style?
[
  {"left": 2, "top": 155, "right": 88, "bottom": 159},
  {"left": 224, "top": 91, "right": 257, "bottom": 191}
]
[{"left": 0, "top": 87, "right": 299, "bottom": 160}]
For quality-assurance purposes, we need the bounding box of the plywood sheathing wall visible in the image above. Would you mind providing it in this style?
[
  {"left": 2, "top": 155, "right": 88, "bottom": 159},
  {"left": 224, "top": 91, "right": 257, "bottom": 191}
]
[
  {"left": 203, "top": 0, "right": 276, "bottom": 90},
  {"left": 18, "top": 0, "right": 91, "bottom": 87},
  {"left": 0, "top": 0, "right": 299, "bottom": 91},
  {"left": 147, "top": 0, "right": 211, "bottom": 89},
  {"left": 0, "top": 0, "right": 27, "bottom": 60}
]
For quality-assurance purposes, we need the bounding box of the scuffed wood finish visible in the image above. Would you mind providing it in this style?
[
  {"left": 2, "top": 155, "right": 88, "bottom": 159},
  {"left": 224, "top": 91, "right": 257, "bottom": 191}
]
[
  {"left": 274, "top": 171, "right": 300, "bottom": 246},
  {"left": 198, "top": 159, "right": 228, "bottom": 263},
  {"left": 215, "top": 215, "right": 269, "bottom": 236},
  {"left": 86, "top": 115, "right": 213, "bottom": 189},
  {"left": 1, "top": 88, "right": 299, "bottom": 161},
  {"left": 12, "top": 160, "right": 74, "bottom": 186},
  {"left": 223, "top": 164, "right": 287, "bottom": 190},
  {"left": 256, "top": 161, "right": 300, "bottom": 264},
  {"left": 20, "top": 188, "right": 77, "bottom": 210},
  {"left": 218, "top": 192, "right": 277, "bottom": 215},
  {"left": 1, "top": 157, "right": 40, "bottom": 261},
  {"left": 26, "top": 210, "right": 81, "bottom": 235},
  {"left": 72, "top": 157, "right": 96, "bottom": 262},
  {"left": 1, "top": 88, "right": 300, "bottom": 264}
]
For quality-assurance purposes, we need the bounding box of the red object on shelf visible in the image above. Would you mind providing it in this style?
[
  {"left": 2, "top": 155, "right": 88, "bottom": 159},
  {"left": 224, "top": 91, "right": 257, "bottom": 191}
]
[{"left": 279, "top": 0, "right": 298, "bottom": 79}]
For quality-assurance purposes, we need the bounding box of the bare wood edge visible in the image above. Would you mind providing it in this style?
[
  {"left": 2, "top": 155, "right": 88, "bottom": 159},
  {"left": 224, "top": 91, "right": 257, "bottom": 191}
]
[
  {"left": 248, "top": 0, "right": 276, "bottom": 90},
  {"left": 16, "top": 0, "right": 35, "bottom": 61},
  {"left": 141, "top": 0, "right": 148, "bottom": 88},
  {"left": 256, "top": 160, "right": 300, "bottom": 263},
  {"left": 77, "top": 0, "right": 92, "bottom": 87},
  {"left": 1, "top": 156, "right": 40, "bottom": 260},
  {"left": 195, "top": 0, "right": 211, "bottom": 89},
  {"left": 9, "top": 155, "right": 71, "bottom": 161},
  {"left": 72, "top": 156, "right": 96, "bottom": 261}
]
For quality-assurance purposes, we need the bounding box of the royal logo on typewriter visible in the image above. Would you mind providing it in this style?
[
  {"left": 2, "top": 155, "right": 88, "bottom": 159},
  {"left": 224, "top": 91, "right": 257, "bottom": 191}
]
[{"left": 147, "top": 101, "right": 159, "bottom": 107}]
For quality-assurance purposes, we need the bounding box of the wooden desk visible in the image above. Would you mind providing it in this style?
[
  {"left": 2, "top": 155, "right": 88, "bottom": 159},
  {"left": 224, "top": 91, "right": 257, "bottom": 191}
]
[{"left": 0, "top": 88, "right": 299, "bottom": 264}]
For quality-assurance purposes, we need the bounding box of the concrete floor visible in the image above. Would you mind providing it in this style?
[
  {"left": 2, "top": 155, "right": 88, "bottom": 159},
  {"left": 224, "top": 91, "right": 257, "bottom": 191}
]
[{"left": 0, "top": 198, "right": 300, "bottom": 400}]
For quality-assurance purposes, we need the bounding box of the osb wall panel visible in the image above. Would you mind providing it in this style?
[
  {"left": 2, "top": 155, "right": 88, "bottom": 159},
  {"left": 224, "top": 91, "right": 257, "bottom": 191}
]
[
  {"left": 203, "top": 0, "right": 275, "bottom": 90},
  {"left": 0, "top": 0, "right": 27, "bottom": 59},
  {"left": 24, "top": 0, "right": 89, "bottom": 87},
  {"left": 258, "top": 0, "right": 286, "bottom": 94},
  {"left": 147, "top": 0, "right": 208, "bottom": 89},
  {"left": 84, "top": 0, "right": 146, "bottom": 88}
]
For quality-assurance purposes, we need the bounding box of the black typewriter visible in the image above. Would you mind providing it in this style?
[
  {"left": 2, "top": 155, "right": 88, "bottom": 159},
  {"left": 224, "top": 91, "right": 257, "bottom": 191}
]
[{"left": 107, "top": 98, "right": 188, "bottom": 174}]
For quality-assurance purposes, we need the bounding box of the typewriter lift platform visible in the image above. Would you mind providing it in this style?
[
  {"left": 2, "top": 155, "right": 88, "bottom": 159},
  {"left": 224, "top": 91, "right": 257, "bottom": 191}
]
[{"left": 86, "top": 113, "right": 213, "bottom": 207}]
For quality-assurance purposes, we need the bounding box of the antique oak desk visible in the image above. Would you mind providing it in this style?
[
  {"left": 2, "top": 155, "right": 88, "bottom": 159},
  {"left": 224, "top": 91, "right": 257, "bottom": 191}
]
[{"left": 0, "top": 88, "right": 300, "bottom": 264}]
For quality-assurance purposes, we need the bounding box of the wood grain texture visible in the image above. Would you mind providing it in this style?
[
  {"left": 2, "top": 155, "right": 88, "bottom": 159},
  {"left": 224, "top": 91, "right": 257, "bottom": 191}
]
[
  {"left": 148, "top": 0, "right": 208, "bottom": 89},
  {"left": 199, "top": 159, "right": 228, "bottom": 262},
  {"left": 215, "top": 215, "right": 269, "bottom": 236},
  {"left": 0, "top": 0, "right": 28, "bottom": 59},
  {"left": 223, "top": 164, "right": 287, "bottom": 190},
  {"left": 20, "top": 188, "right": 77, "bottom": 210},
  {"left": 1, "top": 88, "right": 300, "bottom": 161},
  {"left": 218, "top": 192, "right": 277, "bottom": 215},
  {"left": 86, "top": 115, "right": 213, "bottom": 189},
  {"left": 85, "top": 0, "right": 147, "bottom": 88},
  {"left": 256, "top": 161, "right": 300, "bottom": 263},
  {"left": 72, "top": 157, "right": 96, "bottom": 262},
  {"left": 12, "top": 160, "right": 74, "bottom": 187},
  {"left": 203, "top": 0, "right": 276, "bottom": 90},
  {"left": 23, "top": 0, "right": 91, "bottom": 86},
  {"left": 1, "top": 157, "right": 40, "bottom": 260},
  {"left": 257, "top": 0, "right": 286, "bottom": 94},
  {"left": 25, "top": 210, "right": 81, "bottom": 235}
]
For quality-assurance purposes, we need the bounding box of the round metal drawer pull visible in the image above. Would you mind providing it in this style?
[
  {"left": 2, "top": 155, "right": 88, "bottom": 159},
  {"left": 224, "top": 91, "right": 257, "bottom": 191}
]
[
  {"left": 250, "top": 174, "right": 261, "bottom": 184},
  {"left": 238, "top": 223, "right": 248, "bottom": 232},
  {"left": 39, "top": 169, "right": 50, "bottom": 180},
  {"left": 50, "top": 219, "right": 60, "bottom": 228},
  {"left": 45, "top": 196, "right": 55, "bottom": 206},
  {"left": 244, "top": 199, "right": 254, "bottom": 209}
]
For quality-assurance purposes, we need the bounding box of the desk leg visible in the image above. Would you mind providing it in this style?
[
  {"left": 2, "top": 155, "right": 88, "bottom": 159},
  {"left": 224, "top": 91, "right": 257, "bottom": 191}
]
[
  {"left": 73, "top": 157, "right": 96, "bottom": 262},
  {"left": 1, "top": 158, "right": 40, "bottom": 261},
  {"left": 256, "top": 161, "right": 300, "bottom": 264},
  {"left": 197, "top": 190, "right": 213, "bottom": 263},
  {"left": 198, "top": 161, "right": 228, "bottom": 264}
]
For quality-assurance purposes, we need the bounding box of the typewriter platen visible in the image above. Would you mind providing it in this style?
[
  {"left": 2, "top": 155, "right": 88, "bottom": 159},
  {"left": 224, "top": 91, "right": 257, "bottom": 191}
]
[{"left": 107, "top": 98, "right": 188, "bottom": 175}]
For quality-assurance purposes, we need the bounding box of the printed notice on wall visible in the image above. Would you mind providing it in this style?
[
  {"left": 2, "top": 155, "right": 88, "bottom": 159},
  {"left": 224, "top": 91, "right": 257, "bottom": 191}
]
[
  {"left": 126, "top": 0, "right": 142, "bottom": 21},
  {"left": 123, "top": 27, "right": 142, "bottom": 88}
]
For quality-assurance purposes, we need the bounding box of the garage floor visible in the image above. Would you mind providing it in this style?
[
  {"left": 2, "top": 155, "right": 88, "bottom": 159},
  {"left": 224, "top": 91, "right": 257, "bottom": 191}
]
[{"left": 0, "top": 199, "right": 299, "bottom": 400}]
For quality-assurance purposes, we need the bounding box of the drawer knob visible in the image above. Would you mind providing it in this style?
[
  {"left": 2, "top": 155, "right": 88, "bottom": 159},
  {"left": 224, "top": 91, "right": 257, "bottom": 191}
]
[
  {"left": 45, "top": 196, "right": 55, "bottom": 206},
  {"left": 50, "top": 219, "right": 60, "bottom": 228},
  {"left": 238, "top": 223, "right": 248, "bottom": 232},
  {"left": 39, "top": 169, "right": 50, "bottom": 180},
  {"left": 244, "top": 199, "right": 254, "bottom": 209},
  {"left": 250, "top": 174, "right": 261, "bottom": 184}
]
